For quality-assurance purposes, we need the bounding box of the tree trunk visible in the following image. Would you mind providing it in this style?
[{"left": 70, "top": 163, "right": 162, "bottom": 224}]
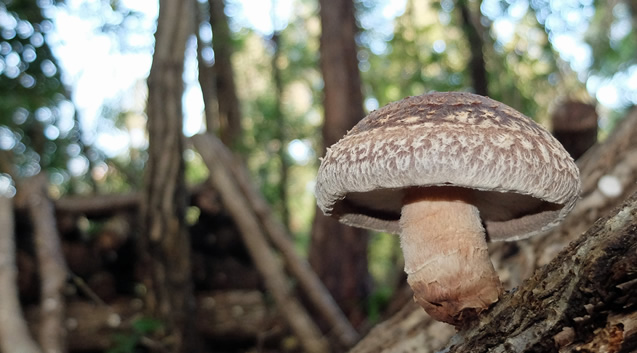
[
  {"left": 209, "top": 0, "right": 242, "bottom": 147},
  {"left": 271, "top": 32, "right": 291, "bottom": 229},
  {"left": 195, "top": 0, "right": 220, "bottom": 135},
  {"left": 139, "top": 0, "right": 198, "bottom": 351},
  {"left": 457, "top": 0, "right": 488, "bottom": 96},
  {"left": 310, "top": 0, "right": 370, "bottom": 327},
  {"left": 0, "top": 196, "right": 42, "bottom": 353}
]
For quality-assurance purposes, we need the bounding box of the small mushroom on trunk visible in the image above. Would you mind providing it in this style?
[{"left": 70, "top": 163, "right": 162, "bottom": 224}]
[{"left": 315, "top": 92, "right": 580, "bottom": 326}]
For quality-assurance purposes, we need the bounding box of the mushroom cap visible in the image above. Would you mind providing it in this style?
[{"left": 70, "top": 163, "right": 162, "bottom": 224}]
[{"left": 315, "top": 92, "right": 581, "bottom": 241}]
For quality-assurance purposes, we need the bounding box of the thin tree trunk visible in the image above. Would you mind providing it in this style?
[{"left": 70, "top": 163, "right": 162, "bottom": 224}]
[
  {"left": 209, "top": 0, "right": 242, "bottom": 147},
  {"left": 310, "top": 0, "right": 370, "bottom": 327},
  {"left": 139, "top": 0, "right": 199, "bottom": 351},
  {"left": 271, "top": 32, "right": 290, "bottom": 229},
  {"left": 0, "top": 196, "right": 42, "bottom": 353},
  {"left": 457, "top": 0, "right": 488, "bottom": 96},
  {"left": 195, "top": 0, "right": 220, "bottom": 134},
  {"left": 25, "top": 174, "right": 67, "bottom": 353}
]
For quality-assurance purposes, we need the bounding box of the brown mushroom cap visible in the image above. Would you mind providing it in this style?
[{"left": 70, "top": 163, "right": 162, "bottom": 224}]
[{"left": 316, "top": 92, "right": 581, "bottom": 241}]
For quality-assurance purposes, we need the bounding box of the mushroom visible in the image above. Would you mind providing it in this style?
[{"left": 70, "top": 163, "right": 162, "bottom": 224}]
[{"left": 315, "top": 92, "right": 580, "bottom": 325}]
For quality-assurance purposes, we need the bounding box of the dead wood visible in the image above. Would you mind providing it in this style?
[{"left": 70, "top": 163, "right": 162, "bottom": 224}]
[
  {"left": 54, "top": 193, "right": 138, "bottom": 217},
  {"left": 0, "top": 196, "right": 42, "bottom": 353},
  {"left": 25, "top": 291, "right": 283, "bottom": 352},
  {"left": 194, "top": 132, "right": 360, "bottom": 347},
  {"left": 191, "top": 133, "right": 330, "bottom": 353},
  {"left": 442, "top": 192, "right": 637, "bottom": 352},
  {"left": 21, "top": 174, "right": 68, "bottom": 353}
]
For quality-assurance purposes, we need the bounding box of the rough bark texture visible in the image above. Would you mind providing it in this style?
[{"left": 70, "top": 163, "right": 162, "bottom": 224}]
[
  {"left": 0, "top": 196, "right": 42, "bottom": 353},
  {"left": 140, "top": 0, "right": 198, "bottom": 351},
  {"left": 350, "top": 108, "right": 637, "bottom": 352},
  {"left": 209, "top": 0, "right": 242, "bottom": 146},
  {"left": 24, "top": 174, "right": 68, "bottom": 353},
  {"left": 192, "top": 133, "right": 330, "bottom": 353},
  {"left": 444, "top": 192, "right": 637, "bottom": 352},
  {"left": 311, "top": 0, "right": 370, "bottom": 326}
]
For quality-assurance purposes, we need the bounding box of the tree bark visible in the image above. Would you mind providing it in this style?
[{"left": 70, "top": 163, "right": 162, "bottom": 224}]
[
  {"left": 209, "top": 0, "right": 242, "bottom": 146},
  {"left": 0, "top": 196, "right": 42, "bottom": 353},
  {"left": 24, "top": 174, "right": 68, "bottom": 353},
  {"left": 457, "top": 0, "right": 488, "bottom": 96},
  {"left": 195, "top": 0, "right": 220, "bottom": 134},
  {"left": 444, "top": 192, "right": 637, "bottom": 352},
  {"left": 139, "top": 0, "right": 198, "bottom": 351},
  {"left": 353, "top": 193, "right": 637, "bottom": 353},
  {"left": 192, "top": 133, "right": 329, "bottom": 353},
  {"left": 551, "top": 100, "right": 598, "bottom": 160},
  {"left": 271, "top": 32, "right": 291, "bottom": 229},
  {"left": 311, "top": 0, "right": 370, "bottom": 326}
]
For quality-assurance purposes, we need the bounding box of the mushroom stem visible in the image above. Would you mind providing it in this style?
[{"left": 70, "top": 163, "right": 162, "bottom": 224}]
[{"left": 399, "top": 187, "right": 502, "bottom": 325}]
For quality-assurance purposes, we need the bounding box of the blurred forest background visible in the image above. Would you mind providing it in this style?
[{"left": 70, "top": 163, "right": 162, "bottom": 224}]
[{"left": 0, "top": 0, "right": 636, "bottom": 352}]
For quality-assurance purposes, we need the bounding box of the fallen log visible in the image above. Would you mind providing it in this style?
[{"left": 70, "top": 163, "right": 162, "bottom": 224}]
[
  {"left": 25, "top": 291, "right": 284, "bottom": 352},
  {"left": 443, "top": 192, "right": 637, "bottom": 352}
]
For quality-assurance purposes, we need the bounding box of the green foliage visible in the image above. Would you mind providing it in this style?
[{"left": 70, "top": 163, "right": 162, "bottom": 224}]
[
  {"left": 107, "top": 317, "right": 163, "bottom": 353},
  {"left": 586, "top": 0, "right": 636, "bottom": 76},
  {"left": 360, "top": 0, "right": 470, "bottom": 108},
  {"left": 233, "top": 0, "right": 321, "bottom": 232},
  {"left": 0, "top": 0, "right": 80, "bottom": 179}
]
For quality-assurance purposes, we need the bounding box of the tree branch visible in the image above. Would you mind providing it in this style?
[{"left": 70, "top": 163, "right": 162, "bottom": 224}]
[
  {"left": 0, "top": 196, "right": 42, "bottom": 353},
  {"left": 193, "top": 132, "right": 360, "bottom": 348},
  {"left": 23, "top": 174, "right": 68, "bottom": 353},
  {"left": 191, "top": 133, "right": 330, "bottom": 353}
]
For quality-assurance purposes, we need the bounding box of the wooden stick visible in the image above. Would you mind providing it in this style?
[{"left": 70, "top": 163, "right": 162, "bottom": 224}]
[
  {"left": 201, "top": 133, "right": 360, "bottom": 347},
  {"left": 23, "top": 174, "right": 68, "bottom": 353},
  {"left": 191, "top": 133, "right": 329, "bottom": 353},
  {"left": 0, "top": 196, "right": 43, "bottom": 353}
]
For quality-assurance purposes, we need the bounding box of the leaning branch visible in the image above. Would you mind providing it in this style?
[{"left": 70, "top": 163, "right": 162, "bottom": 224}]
[
  {"left": 194, "top": 133, "right": 359, "bottom": 347},
  {"left": 22, "top": 174, "right": 68, "bottom": 353},
  {"left": 0, "top": 196, "right": 43, "bottom": 353},
  {"left": 191, "top": 133, "right": 329, "bottom": 353}
]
